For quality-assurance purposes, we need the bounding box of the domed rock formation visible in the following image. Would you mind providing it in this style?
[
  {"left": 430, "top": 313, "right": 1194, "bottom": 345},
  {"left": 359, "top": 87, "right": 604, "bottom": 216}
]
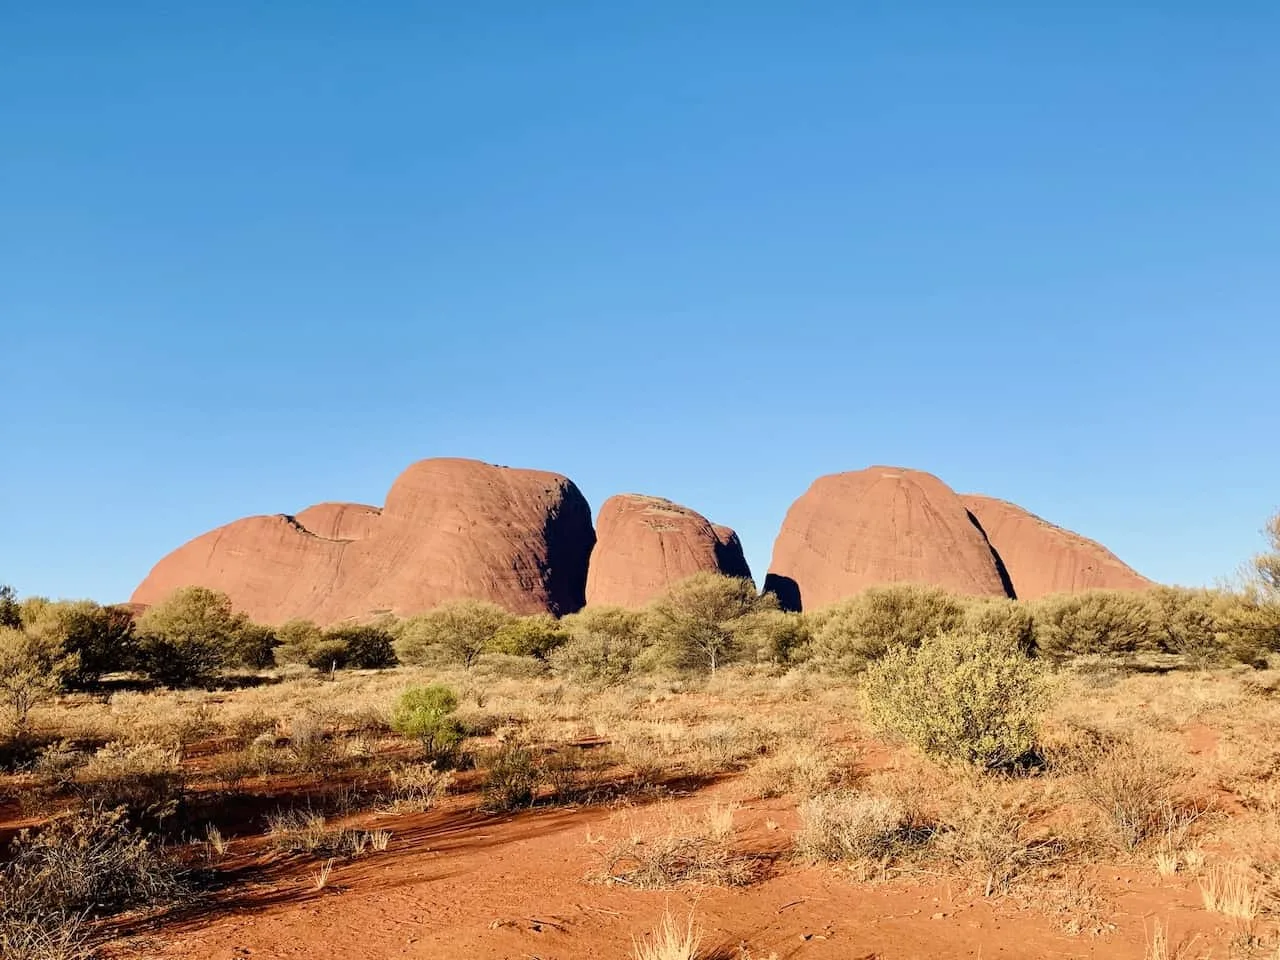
[
  {"left": 132, "top": 458, "right": 596, "bottom": 624},
  {"left": 763, "top": 466, "right": 1011, "bottom": 611},
  {"left": 294, "top": 502, "right": 381, "bottom": 541},
  {"left": 585, "top": 495, "right": 753, "bottom": 608},
  {"left": 961, "top": 494, "right": 1150, "bottom": 600}
]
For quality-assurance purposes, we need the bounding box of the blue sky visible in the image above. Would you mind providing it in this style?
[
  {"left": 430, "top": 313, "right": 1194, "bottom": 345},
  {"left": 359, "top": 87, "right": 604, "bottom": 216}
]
[{"left": 2, "top": 3, "right": 1277, "bottom": 602}]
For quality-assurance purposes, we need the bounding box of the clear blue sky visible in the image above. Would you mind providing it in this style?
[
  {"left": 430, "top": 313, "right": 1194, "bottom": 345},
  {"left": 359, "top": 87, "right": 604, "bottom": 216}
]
[{"left": 3, "top": 3, "right": 1278, "bottom": 603}]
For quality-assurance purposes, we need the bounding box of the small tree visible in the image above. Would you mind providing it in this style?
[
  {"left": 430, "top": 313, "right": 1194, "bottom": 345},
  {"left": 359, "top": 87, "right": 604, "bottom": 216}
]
[
  {"left": 1253, "top": 512, "right": 1280, "bottom": 599},
  {"left": 491, "top": 614, "right": 569, "bottom": 660},
  {"left": 134, "top": 587, "right": 246, "bottom": 687},
  {"left": 393, "top": 601, "right": 512, "bottom": 669},
  {"left": 390, "top": 685, "right": 464, "bottom": 761},
  {"left": 23, "top": 600, "right": 137, "bottom": 689},
  {"left": 274, "top": 619, "right": 325, "bottom": 666},
  {"left": 863, "top": 629, "right": 1047, "bottom": 770},
  {"left": 321, "top": 624, "right": 397, "bottom": 669},
  {"left": 647, "top": 572, "right": 773, "bottom": 674},
  {"left": 0, "top": 585, "right": 20, "bottom": 629},
  {"left": 0, "top": 626, "right": 77, "bottom": 732}
]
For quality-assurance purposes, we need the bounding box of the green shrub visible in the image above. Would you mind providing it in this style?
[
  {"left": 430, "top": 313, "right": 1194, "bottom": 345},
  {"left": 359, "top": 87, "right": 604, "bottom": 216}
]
[
  {"left": 393, "top": 601, "right": 512, "bottom": 668},
  {"left": 273, "top": 619, "right": 325, "bottom": 666},
  {"left": 808, "top": 584, "right": 967, "bottom": 674},
  {"left": 22, "top": 600, "right": 136, "bottom": 689},
  {"left": 491, "top": 614, "right": 569, "bottom": 660},
  {"left": 0, "top": 626, "right": 76, "bottom": 732},
  {"left": 390, "top": 685, "right": 464, "bottom": 761},
  {"left": 963, "top": 599, "right": 1035, "bottom": 654},
  {"left": 550, "top": 606, "right": 651, "bottom": 683},
  {"left": 320, "top": 624, "right": 397, "bottom": 669},
  {"left": 0, "top": 585, "right": 19, "bottom": 629},
  {"left": 647, "top": 573, "right": 777, "bottom": 674},
  {"left": 862, "top": 629, "right": 1048, "bottom": 770},
  {"left": 134, "top": 587, "right": 254, "bottom": 687},
  {"left": 1028, "top": 590, "right": 1157, "bottom": 660},
  {"left": 730, "top": 608, "right": 812, "bottom": 664},
  {"left": 480, "top": 742, "right": 539, "bottom": 812}
]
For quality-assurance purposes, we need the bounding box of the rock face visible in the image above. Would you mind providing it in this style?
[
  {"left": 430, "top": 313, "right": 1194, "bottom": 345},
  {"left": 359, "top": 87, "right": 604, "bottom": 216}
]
[
  {"left": 132, "top": 458, "right": 596, "bottom": 624},
  {"left": 764, "top": 466, "right": 1011, "bottom": 611},
  {"left": 585, "top": 495, "right": 753, "bottom": 607},
  {"left": 961, "top": 494, "right": 1150, "bottom": 600}
]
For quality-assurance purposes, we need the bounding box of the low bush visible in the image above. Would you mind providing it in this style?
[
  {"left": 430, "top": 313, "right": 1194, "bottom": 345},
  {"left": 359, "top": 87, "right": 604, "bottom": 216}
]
[
  {"left": 862, "top": 629, "right": 1048, "bottom": 770},
  {"left": 382, "top": 762, "right": 453, "bottom": 812},
  {"left": 595, "top": 804, "right": 758, "bottom": 888},
  {"left": 72, "top": 741, "right": 185, "bottom": 825},
  {"left": 0, "top": 626, "right": 76, "bottom": 732},
  {"left": 795, "top": 790, "right": 934, "bottom": 866},
  {"left": 551, "top": 606, "right": 652, "bottom": 684},
  {"left": 0, "top": 805, "right": 187, "bottom": 958},
  {"left": 318, "top": 624, "right": 397, "bottom": 670},
  {"left": 480, "top": 742, "right": 540, "bottom": 812},
  {"left": 807, "top": 584, "right": 967, "bottom": 674},
  {"left": 390, "top": 685, "right": 464, "bottom": 762},
  {"left": 1028, "top": 590, "right": 1157, "bottom": 660},
  {"left": 490, "top": 614, "right": 568, "bottom": 660}
]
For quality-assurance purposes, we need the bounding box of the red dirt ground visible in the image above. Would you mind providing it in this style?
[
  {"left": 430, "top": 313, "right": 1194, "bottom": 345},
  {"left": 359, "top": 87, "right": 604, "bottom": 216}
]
[{"left": 103, "top": 778, "right": 1232, "bottom": 960}]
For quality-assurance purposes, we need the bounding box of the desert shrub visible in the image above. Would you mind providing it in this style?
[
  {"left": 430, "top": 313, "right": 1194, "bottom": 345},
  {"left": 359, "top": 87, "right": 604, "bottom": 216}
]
[
  {"left": 1028, "top": 590, "right": 1158, "bottom": 660},
  {"left": 73, "top": 741, "right": 185, "bottom": 824},
  {"left": 480, "top": 742, "right": 539, "bottom": 811},
  {"left": 595, "top": 804, "right": 758, "bottom": 887},
  {"left": 742, "top": 742, "right": 851, "bottom": 800},
  {"left": 0, "top": 625, "right": 76, "bottom": 732},
  {"left": 541, "top": 746, "right": 615, "bottom": 805},
  {"left": 273, "top": 619, "right": 324, "bottom": 666},
  {"left": 1065, "top": 734, "right": 1196, "bottom": 851},
  {"left": 0, "top": 584, "right": 19, "bottom": 629},
  {"left": 863, "top": 628, "right": 1048, "bottom": 770},
  {"left": 1252, "top": 511, "right": 1280, "bottom": 599},
  {"left": 1204, "top": 589, "right": 1279, "bottom": 665},
  {"left": 382, "top": 762, "right": 453, "bottom": 812},
  {"left": 551, "top": 606, "right": 651, "bottom": 683},
  {"left": 286, "top": 709, "right": 333, "bottom": 771},
  {"left": 491, "top": 614, "right": 569, "bottom": 660},
  {"left": 226, "top": 621, "right": 277, "bottom": 670},
  {"left": 319, "top": 624, "right": 397, "bottom": 670},
  {"left": 934, "top": 787, "right": 1068, "bottom": 896},
  {"left": 390, "top": 685, "right": 464, "bottom": 761},
  {"left": 22, "top": 600, "right": 137, "bottom": 689},
  {"left": 646, "top": 573, "right": 775, "bottom": 675},
  {"left": 134, "top": 587, "right": 255, "bottom": 687},
  {"left": 728, "top": 608, "right": 811, "bottom": 664},
  {"left": 0, "top": 805, "right": 186, "bottom": 956},
  {"left": 393, "top": 601, "right": 512, "bottom": 668},
  {"left": 808, "top": 584, "right": 967, "bottom": 674},
  {"left": 795, "top": 790, "right": 934, "bottom": 866},
  {"left": 963, "top": 599, "right": 1035, "bottom": 653}
]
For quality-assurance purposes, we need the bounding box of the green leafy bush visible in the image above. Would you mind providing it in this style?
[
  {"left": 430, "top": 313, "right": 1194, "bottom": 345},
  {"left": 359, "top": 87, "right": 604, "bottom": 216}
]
[
  {"left": 1027, "top": 590, "right": 1157, "bottom": 659},
  {"left": 134, "top": 587, "right": 264, "bottom": 687},
  {"left": 490, "top": 614, "right": 569, "bottom": 660},
  {"left": 862, "top": 629, "right": 1048, "bottom": 770},
  {"left": 22, "top": 600, "right": 137, "bottom": 689},
  {"left": 0, "top": 626, "right": 77, "bottom": 732},
  {"left": 550, "top": 606, "right": 651, "bottom": 683},
  {"left": 319, "top": 624, "right": 398, "bottom": 669},
  {"left": 390, "top": 685, "right": 464, "bottom": 762},
  {"left": 647, "top": 573, "right": 776, "bottom": 674},
  {"left": 808, "top": 584, "right": 967, "bottom": 674},
  {"left": 393, "top": 601, "right": 512, "bottom": 668},
  {"left": 480, "top": 742, "right": 539, "bottom": 811}
]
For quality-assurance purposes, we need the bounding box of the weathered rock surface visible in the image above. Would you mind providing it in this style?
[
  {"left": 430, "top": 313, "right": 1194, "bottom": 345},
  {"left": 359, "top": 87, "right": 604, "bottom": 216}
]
[
  {"left": 132, "top": 458, "right": 595, "bottom": 624},
  {"left": 763, "top": 466, "right": 1011, "bottom": 610},
  {"left": 585, "top": 495, "right": 752, "bottom": 607},
  {"left": 294, "top": 502, "right": 381, "bottom": 541},
  {"left": 961, "top": 494, "right": 1150, "bottom": 600}
]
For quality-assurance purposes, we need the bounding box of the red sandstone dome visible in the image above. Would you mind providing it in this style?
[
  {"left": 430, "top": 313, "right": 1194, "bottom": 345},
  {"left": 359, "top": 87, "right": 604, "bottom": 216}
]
[
  {"left": 763, "top": 466, "right": 1011, "bottom": 610},
  {"left": 584, "top": 495, "right": 752, "bottom": 608},
  {"left": 961, "top": 494, "right": 1150, "bottom": 600},
  {"left": 131, "top": 458, "right": 596, "bottom": 624}
]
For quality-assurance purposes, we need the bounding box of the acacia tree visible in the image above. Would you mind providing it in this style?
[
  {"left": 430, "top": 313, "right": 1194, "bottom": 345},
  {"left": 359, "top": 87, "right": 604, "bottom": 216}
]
[
  {"left": 393, "top": 601, "right": 512, "bottom": 669},
  {"left": 1254, "top": 512, "right": 1280, "bottom": 599},
  {"left": 648, "top": 573, "right": 776, "bottom": 675},
  {"left": 0, "top": 625, "right": 77, "bottom": 731}
]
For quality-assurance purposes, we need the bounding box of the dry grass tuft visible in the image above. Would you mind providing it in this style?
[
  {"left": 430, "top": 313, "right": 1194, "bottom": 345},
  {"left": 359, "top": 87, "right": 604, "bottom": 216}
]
[
  {"left": 632, "top": 908, "right": 703, "bottom": 960},
  {"left": 794, "top": 790, "right": 933, "bottom": 873},
  {"left": 595, "top": 803, "right": 760, "bottom": 888},
  {"left": 1198, "top": 862, "right": 1259, "bottom": 932}
]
